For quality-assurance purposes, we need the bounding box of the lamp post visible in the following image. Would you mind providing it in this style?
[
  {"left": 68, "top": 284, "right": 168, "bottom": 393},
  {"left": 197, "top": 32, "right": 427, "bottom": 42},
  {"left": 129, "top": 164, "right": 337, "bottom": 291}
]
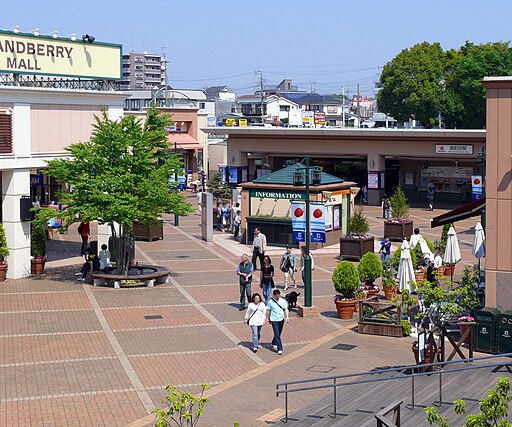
[
  {"left": 293, "top": 156, "right": 321, "bottom": 308},
  {"left": 477, "top": 145, "right": 486, "bottom": 230}
]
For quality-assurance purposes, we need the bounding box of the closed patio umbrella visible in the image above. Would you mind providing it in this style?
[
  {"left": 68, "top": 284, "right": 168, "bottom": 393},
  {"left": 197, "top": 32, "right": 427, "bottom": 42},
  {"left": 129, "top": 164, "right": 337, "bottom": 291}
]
[
  {"left": 398, "top": 240, "right": 415, "bottom": 292},
  {"left": 418, "top": 237, "right": 432, "bottom": 256},
  {"left": 472, "top": 222, "right": 486, "bottom": 271},
  {"left": 443, "top": 226, "right": 461, "bottom": 281}
]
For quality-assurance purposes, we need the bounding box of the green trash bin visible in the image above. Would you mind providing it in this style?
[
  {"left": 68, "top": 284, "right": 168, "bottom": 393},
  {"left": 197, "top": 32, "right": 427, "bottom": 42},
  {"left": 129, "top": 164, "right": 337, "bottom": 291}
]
[
  {"left": 496, "top": 310, "right": 512, "bottom": 354},
  {"left": 475, "top": 307, "right": 500, "bottom": 354}
]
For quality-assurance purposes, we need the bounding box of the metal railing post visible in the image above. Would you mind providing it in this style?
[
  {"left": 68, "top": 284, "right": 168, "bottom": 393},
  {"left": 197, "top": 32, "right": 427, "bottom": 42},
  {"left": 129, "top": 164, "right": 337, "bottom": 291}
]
[
  {"left": 411, "top": 371, "right": 415, "bottom": 410},
  {"left": 285, "top": 384, "right": 288, "bottom": 423},
  {"left": 439, "top": 372, "right": 442, "bottom": 407},
  {"left": 333, "top": 378, "right": 337, "bottom": 418}
]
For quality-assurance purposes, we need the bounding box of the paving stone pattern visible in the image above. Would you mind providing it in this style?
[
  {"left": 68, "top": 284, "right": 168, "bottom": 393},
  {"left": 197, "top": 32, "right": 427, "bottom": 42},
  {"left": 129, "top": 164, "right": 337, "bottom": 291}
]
[{"left": 0, "top": 194, "right": 482, "bottom": 426}]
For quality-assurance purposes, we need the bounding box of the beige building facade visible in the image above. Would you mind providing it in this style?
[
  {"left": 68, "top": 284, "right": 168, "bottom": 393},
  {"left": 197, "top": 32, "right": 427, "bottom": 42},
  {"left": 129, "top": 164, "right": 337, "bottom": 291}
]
[{"left": 0, "top": 86, "right": 126, "bottom": 278}]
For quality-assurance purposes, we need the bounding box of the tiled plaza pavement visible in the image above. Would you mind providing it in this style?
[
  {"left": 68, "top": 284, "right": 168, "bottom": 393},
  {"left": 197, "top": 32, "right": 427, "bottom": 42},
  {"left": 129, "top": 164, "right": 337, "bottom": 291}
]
[{"left": 0, "top": 194, "right": 483, "bottom": 426}]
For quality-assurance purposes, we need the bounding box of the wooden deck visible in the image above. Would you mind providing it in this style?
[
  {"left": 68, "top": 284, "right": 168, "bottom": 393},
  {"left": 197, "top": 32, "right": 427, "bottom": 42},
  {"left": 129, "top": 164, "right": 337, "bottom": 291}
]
[{"left": 281, "top": 363, "right": 512, "bottom": 426}]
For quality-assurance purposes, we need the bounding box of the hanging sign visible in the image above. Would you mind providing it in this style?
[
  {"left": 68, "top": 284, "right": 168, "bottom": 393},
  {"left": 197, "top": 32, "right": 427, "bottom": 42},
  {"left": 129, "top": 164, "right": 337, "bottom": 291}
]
[
  {"left": 310, "top": 202, "right": 326, "bottom": 243},
  {"left": 472, "top": 174, "right": 483, "bottom": 200},
  {"left": 291, "top": 201, "right": 306, "bottom": 242}
]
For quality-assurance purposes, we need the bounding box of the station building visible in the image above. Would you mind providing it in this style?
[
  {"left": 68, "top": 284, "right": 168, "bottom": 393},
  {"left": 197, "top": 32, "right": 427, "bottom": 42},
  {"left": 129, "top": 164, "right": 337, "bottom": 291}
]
[{"left": 207, "top": 127, "right": 486, "bottom": 206}]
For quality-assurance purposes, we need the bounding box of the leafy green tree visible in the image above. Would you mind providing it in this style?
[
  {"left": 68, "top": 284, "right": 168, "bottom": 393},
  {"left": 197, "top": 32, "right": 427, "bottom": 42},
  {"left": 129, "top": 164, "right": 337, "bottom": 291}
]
[
  {"left": 35, "top": 107, "right": 193, "bottom": 275},
  {"left": 443, "top": 42, "right": 512, "bottom": 128},
  {"left": 207, "top": 171, "right": 232, "bottom": 203},
  {"left": 378, "top": 42, "right": 446, "bottom": 127},
  {"left": 426, "top": 376, "right": 512, "bottom": 427},
  {"left": 154, "top": 383, "right": 209, "bottom": 427}
]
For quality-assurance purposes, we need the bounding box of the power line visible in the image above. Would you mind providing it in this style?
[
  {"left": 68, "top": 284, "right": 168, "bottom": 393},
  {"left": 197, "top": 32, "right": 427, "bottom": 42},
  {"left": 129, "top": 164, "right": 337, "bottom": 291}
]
[{"left": 170, "top": 71, "right": 255, "bottom": 82}]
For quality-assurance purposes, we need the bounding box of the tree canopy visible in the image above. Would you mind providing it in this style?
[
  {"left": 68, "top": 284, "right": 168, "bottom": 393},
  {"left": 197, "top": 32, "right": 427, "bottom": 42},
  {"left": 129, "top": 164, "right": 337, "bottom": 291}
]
[
  {"left": 36, "top": 107, "right": 193, "bottom": 273},
  {"left": 378, "top": 41, "right": 512, "bottom": 128}
]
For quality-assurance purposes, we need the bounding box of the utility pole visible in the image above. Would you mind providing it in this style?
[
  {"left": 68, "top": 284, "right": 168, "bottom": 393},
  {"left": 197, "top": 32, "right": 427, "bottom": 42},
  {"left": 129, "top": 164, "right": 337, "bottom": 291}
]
[
  {"left": 356, "top": 83, "right": 361, "bottom": 128},
  {"left": 257, "top": 70, "right": 265, "bottom": 124},
  {"left": 341, "top": 86, "right": 346, "bottom": 128},
  {"left": 309, "top": 80, "right": 316, "bottom": 94}
]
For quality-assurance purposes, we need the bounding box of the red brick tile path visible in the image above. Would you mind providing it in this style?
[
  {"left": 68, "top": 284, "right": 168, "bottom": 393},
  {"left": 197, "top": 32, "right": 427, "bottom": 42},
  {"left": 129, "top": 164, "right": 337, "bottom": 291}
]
[{"left": 0, "top": 193, "right": 482, "bottom": 426}]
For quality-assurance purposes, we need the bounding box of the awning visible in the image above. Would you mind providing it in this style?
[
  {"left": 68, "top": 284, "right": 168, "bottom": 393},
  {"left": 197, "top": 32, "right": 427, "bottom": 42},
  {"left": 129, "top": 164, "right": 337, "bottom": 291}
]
[
  {"left": 167, "top": 133, "right": 203, "bottom": 150},
  {"left": 431, "top": 198, "right": 485, "bottom": 228}
]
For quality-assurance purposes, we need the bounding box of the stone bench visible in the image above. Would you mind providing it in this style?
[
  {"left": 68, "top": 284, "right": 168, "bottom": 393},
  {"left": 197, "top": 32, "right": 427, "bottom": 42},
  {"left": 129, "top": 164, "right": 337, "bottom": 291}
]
[{"left": 88, "top": 265, "right": 170, "bottom": 288}]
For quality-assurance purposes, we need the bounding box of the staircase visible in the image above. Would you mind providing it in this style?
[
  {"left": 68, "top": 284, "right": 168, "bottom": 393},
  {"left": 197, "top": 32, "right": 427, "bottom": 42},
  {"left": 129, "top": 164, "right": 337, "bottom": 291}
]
[{"left": 277, "top": 359, "right": 512, "bottom": 426}]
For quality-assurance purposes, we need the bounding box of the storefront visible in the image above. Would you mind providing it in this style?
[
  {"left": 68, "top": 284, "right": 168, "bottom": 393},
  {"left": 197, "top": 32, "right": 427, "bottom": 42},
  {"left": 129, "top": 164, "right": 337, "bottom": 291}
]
[{"left": 238, "top": 164, "right": 355, "bottom": 248}]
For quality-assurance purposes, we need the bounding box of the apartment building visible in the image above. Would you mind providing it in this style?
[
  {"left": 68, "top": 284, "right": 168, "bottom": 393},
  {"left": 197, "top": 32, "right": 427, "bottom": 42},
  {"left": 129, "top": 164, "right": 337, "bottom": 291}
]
[{"left": 121, "top": 52, "right": 166, "bottom": 90}]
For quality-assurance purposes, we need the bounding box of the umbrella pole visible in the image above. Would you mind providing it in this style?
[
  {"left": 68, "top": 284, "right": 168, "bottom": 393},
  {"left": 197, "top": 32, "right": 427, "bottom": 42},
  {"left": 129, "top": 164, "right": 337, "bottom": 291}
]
[{"left": 451, "top": 265, "right": 454, "bottom": 283}]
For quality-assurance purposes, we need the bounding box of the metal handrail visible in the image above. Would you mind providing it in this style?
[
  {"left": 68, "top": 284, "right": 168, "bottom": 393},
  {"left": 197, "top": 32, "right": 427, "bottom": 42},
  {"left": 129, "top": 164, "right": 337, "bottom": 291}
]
[{"left": 276, "top": 352, "right": 512, "bottom": 423}]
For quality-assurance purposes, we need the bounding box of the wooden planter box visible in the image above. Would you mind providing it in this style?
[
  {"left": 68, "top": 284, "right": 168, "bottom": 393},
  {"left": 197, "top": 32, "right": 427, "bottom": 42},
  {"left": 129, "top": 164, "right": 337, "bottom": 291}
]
[
  {"left": 133, "top": 220, "right": 163, "bottom": 242},
  {"left": 358, "top": 321, "right": 403, "bottom": 337},
  {"left": 339, "top": 236, "right": 374, "bottom": 260},
  {"left": 384, "top": 221, "right": 413, "bottom": 241}
]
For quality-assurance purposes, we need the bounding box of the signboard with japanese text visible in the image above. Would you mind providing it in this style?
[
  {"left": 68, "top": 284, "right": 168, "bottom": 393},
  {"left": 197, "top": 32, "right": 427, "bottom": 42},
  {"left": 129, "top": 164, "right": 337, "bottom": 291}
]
[
  {"left": 368, "top": 172, "right": 379, "bottom": 189},
  {"left": 435, "top": 144, "right": 473, "bottom": 155}
]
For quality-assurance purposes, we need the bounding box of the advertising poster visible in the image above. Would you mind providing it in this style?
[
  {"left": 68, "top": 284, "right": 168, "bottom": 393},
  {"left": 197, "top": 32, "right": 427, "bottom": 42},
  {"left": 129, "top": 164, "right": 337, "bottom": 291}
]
[
  {"left": 291, "top": 201, "right": 306, "bottom": 242},
  {"left": 228, "top": 167, "right": 238, "bottom": 184},
  {"left": 325, "top": 205, "right": 333, "bottom": 231},
  {"left": 368, "top": 172, "right": 379, "bottom": 189},
  {"left": 241, "top": 167, "right": 248, "bottom": 183},
  {"left": 333, "top": 205, "right": 341, "bottom": 229}
]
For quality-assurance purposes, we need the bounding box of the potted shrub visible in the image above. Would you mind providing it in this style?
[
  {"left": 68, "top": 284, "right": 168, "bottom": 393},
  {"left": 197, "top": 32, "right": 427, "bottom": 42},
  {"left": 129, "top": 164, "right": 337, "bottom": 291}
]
[
  {"left": 384, "top": 187, "right": 413, "bottom": 241},
  {"left": 359, "top": 252, "right": 382, "bottom": 285},
  {"left": 31, "top": 222, "right": 47, "bottom": 275},
  {"left": 382, "top": 278, "right": 399, "bottom": 300},
  {"left": 0, "top": 223, "right": 9, "bottom": 281},
  {"left": 382, "top": 259, "right": 398, "bottom": 300},
  {"left": 340, "top": 209, "right": 374, "bottom": 260},
  {"left": 332, "top": 261, "right": 359, "bottom": 319}
]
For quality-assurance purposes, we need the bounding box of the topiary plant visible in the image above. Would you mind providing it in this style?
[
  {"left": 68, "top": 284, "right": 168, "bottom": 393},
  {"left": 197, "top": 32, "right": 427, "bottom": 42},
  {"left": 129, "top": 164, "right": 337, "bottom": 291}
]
[
  {"left": 435, "top": 223, "right": 454, "bottom": 254},
  {"left": 389, "top": 187, "right": 410, "bottom": 220},
  {"left": 0, "top": 223, "right": 9, "bottom": 263},
  {"left": 358, "top": 252, "right": 383, "bottom": 284},
  {"left": 332, "top": 261, "right": 359, "bottom": 299},
  {"left": 413, "top": 237, "right": 434, "bottom": 266},
  {"left": 392, "top": 245, "right": 417, "bottom": 270},
  {"left": 31, "top": 222, "right": 47, "bottom": 258},
  {"left": 348, "top": 209, "right": 369, "bottom": 236}
]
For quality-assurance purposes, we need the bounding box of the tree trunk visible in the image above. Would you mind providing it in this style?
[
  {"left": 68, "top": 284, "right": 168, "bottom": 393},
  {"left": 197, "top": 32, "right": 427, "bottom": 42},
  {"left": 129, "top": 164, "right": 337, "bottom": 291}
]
[{"left": 110, "top": 224, "right": 135, "bottom": 275}]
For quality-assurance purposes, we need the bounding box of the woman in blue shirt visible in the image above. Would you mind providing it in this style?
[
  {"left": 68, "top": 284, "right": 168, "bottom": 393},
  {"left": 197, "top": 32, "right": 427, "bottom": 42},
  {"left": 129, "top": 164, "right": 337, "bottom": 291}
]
[{"left": 266, "top": 289, "right": 289, "bottom": 355}]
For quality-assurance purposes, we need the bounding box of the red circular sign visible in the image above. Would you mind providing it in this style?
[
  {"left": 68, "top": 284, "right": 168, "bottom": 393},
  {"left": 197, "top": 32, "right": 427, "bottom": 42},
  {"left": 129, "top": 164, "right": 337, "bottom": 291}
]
[
  {"left": 313, "top": 208, "right": 323, "bottom": 219},
  {"left": 474, "top": 178, "right": 481, "bottom": 185},
  {"left": 294, "top": 208, "right": 303, "bottom": 218}
]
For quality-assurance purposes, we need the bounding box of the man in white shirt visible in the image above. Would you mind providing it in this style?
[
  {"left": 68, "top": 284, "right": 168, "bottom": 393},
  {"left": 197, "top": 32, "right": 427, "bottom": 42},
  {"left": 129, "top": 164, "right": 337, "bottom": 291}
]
[
  {"left": 251, "top": 228, "right": 267, "bottom": 270},
  {"left": 410, "top": 228, "right": 422, "bottom": 249},
  {"left": 426, "top": 247, "right": 443, "bottom": 282}
]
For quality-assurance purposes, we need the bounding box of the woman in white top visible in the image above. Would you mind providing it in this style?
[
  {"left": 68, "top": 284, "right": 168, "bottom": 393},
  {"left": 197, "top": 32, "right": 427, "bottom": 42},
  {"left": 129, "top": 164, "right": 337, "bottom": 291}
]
[{"left": 244, "top": 293, "right": 266, "bottom": 353}]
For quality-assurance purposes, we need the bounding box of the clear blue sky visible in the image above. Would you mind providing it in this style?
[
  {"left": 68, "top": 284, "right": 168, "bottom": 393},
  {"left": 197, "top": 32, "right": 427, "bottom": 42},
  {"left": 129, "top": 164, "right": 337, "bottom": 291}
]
[{"left": 3, "top": 0, "right": 512, "bottom": 96}]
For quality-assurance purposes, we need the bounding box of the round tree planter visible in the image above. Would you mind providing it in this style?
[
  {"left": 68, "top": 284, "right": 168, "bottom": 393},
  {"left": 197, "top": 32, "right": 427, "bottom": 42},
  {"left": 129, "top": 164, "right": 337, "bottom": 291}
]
[
  {"left": 0, "top": 263, "right": 7, "bottom": 281},
  {"left": 444, "top": 264, "right": 455, "bottom": 278},
  {"left": 415, "top": 271, "right": 426, "bottom": 282},
  {"left": 335, "top": 299, "right": 356, "bottom": 319},
  {"left": 458, "top": 322, "right": 473, "bottom": 345},
  {"left": 384, "top": 220, "right": 413, "bottom": 241},
  {"left": 366, "top": 287, "right": 380, "bottom": 297}
]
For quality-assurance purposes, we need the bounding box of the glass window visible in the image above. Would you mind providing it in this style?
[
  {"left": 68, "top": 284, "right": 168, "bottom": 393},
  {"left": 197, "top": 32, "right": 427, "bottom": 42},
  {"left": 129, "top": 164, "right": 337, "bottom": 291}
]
[
  {"left": 199, "top": 102, "right": 205, "bottom": 109},
  {"left": 130, "top": 100, "right": 141, "bottom": 111}
]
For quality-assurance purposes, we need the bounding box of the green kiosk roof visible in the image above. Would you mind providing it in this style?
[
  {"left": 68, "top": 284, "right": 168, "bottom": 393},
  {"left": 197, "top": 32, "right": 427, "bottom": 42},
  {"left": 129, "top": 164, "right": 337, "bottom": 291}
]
[{"left": 252, "top": 163, "right": 344, "bottom": 186}]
